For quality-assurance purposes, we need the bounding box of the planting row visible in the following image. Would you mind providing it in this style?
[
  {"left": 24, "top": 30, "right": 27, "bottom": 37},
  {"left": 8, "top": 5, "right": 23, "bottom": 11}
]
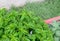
[{"left": 24, "top": 0, "right": 60, "bottom": 19}]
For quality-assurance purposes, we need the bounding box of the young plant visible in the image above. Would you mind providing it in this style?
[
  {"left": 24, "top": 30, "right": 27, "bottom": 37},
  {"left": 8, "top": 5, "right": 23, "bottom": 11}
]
[{"left": 49, "top": 21, "right": 60, "bottom": 41}]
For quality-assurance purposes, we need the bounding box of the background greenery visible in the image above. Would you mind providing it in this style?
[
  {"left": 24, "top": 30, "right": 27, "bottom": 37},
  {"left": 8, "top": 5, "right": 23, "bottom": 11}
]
[{"left": 24, "top": 0, "right": 60, "bottom": 19}]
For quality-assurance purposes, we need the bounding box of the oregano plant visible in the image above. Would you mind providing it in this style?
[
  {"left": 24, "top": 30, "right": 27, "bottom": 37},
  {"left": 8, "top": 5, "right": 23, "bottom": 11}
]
[{"left": 0, "top": 8, "right": 53, "bottom": 41}]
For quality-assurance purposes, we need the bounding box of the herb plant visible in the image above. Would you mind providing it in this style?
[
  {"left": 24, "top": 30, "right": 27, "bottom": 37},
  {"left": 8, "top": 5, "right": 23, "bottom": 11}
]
[
  {"left": 49, "top": 21, "right": 60, "bottom": 41},
  {"left": 0, "top": 8, "right": 53, "bottom": 41}
]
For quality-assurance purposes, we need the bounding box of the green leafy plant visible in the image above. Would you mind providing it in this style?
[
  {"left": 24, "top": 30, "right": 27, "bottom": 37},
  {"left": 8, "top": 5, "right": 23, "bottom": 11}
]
[
  {"left": 0, "top": 8, "right": 53, "bottom": 41},
  {"left": 49, "top": 21, "right": 60, "bottom": 41}
]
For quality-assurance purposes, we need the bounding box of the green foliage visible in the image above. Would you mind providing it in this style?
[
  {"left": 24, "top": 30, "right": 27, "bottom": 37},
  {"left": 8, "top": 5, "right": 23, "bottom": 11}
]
[
  {"left": 0, "top": 8, "right": 53, "bottom": 41},
  {"left": 24, "top": 0, "right": 60, "bottom": 19},
  {"left": 49, "top": 21, "right": 60, "bottom": 41}
]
